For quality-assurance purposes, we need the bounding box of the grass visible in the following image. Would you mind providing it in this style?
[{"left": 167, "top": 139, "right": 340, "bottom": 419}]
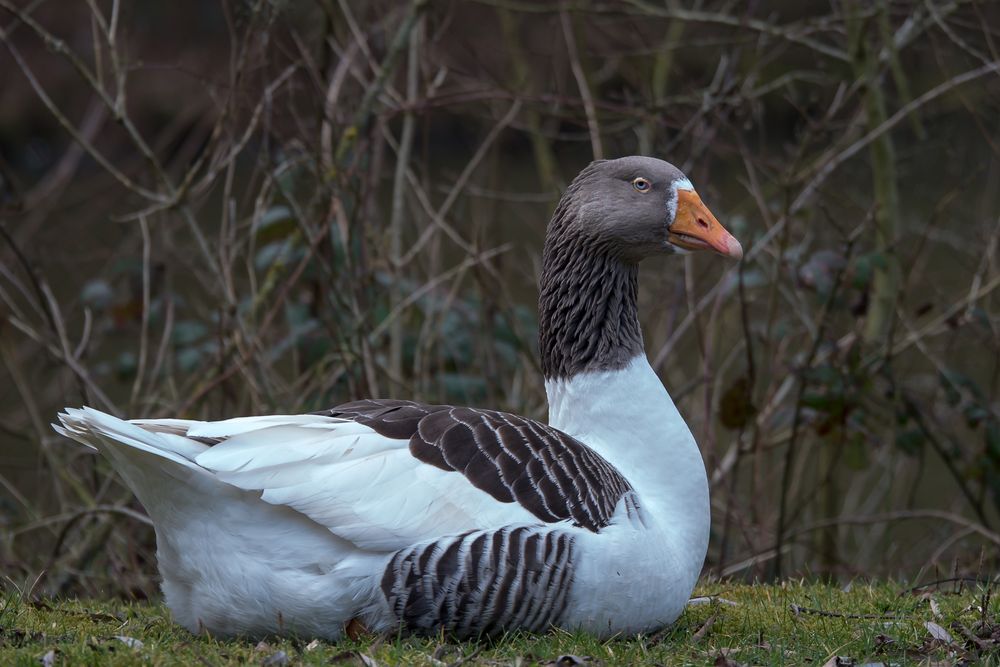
[{"left": 2, "top": 581, "right": 999, "bottom": 666}]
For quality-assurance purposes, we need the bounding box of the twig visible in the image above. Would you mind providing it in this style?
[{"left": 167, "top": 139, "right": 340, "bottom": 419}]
[
  {"left": 369, "top": 244, "right": 513, "bottom": 342},
  {"left": 792, "top": 59, "right": 1000, "bottom": 212},
  {"left": 773, "top": 234, "right": 859, "bottom": 579},
  {"left": 688, "top": 596, "right": 738, "bottom": 607},
  {"left": 885, "top": 273, "right": 1000, "bottom": 362},
  {"left": 0, "top": 15, "right": 162, "bottom": 201},
  {"left": 130, "top": 216, "right": 152, "bottom": 407},
  {"left": 11, "top": 505, "right": 153, "bottom": 538},
  {"left": 334, "top": 0, "right": 426, "bottom": 163},
  {"left": 790, "top": 604, "right": 900, "bottom": 620},
  {"left": 446, "top": 646, "right": 483, "bottom": 667},
  {"left": 560, "top": 9, "right": 602, "bottom": 159},
  {"left": 903, "top": 576, "right": 1000, "bottom": 595},
  {"left": 788, "top": 510, "right": 1000, "bottom": 547},
  {"left": 388, "top": 16, "right": 421, "bottom": 388},
  {"left": 395, "top": 99, "right": 522, "bottom": 267}
]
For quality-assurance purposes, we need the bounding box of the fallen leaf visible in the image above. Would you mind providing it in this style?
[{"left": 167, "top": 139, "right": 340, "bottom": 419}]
[
  {"left": 925, "top": 621, "right": 953, "bottom": 643},
  {"left": 304, "top": 638, "right": 322, "bottom": 652},
  {"left": 688, "top": 596, "right": 739, "bottom": 607},
  {"left": 929, "top": 597, "right": 942, "bottom": 619},
  {"left": 345, "top": 617, "right": 369, "bottom": 640},
  {"left": 953, "top": 622, "right": 992, "bottom": 651},
  {"left": 113, "top": 636, "right": 143, "bottom": 650},
  {"left": 38, "top": 649, "right": 55, "bottom": 666},
  {"left": 691, "top": 614, "right": 717, "bottom": 644},
  {"left": 328, "top": 651, "right": 380, "bottom": 666},
  {"left": 254, "top": 640, "right": 271, "bottom": 652}
]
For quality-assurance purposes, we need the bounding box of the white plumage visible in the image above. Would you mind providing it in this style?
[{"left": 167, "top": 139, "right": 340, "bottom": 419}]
[
  {"left": 52, "top": 156, "right": 740, "bottom": 640},
  {"left": 54, "top": 355, "right": 709, "bottom": 639}
]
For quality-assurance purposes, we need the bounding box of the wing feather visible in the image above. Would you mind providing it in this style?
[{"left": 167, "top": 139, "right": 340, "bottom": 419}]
[
  {"left": 187, "top": 418, "right": 537, "bottom": 550},
  {"left": 323, "top": 399, "right": 634, "bottom": 532},
  {"left": 111, "top": 398, "right": 634, "bottom": 552}
]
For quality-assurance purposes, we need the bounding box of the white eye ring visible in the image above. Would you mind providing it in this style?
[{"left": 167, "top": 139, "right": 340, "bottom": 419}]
[{"left": 632, "top": 177, "right": 651, "bottom": 192}]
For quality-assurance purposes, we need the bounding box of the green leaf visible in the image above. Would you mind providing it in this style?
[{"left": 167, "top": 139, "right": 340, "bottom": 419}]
[
  {"left": 254, "top": 240, "right": 308, "bottom": 273},
  {"left": 963, "top": 404, "right": 988, "bottom": 428},
  {"left": 802, "top": 392, "right": 843, "bottom": 412},
  {"left": 939, "top": 372, "right": 962, "bottom": 407},
  {"left": 257, "top": 205, "right": 292, "bottom": 229},
  {"left": 115, "top": 351, "right": 137, "bottom": 380},
  {"left": 804, "top": 364, "right": 841, "bottom": 387},
  {"left": 798, "top": 250, "right": 845, "bottom": 295},
  {"left": 172, "top": 320, "right": 207, "bottom": 346},
  {"left": 253, "top": 206, "right": 297, "bottom": 245},
  {"left": 176, "top": 346, "right": 203, "bottom": 372},
  {"left": 81, "top": 279, "right": 114, "bottom": 309},
  {"left": 844, "top": 433, "right": 868, "bottom": 470},
  {"left": 894, "top": 428, "right": 924, "bottom": 456},
  {"left": 719, "top": 376, "right": 756, "bottom": 430}
]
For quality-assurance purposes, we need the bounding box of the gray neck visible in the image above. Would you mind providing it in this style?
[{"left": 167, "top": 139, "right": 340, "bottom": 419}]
[{"left": 538, "top": 233, "right": 643, "bottom": 380}]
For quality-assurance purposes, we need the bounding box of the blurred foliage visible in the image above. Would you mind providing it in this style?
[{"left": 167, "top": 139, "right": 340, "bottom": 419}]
[{"left": 0, "top": 0, "right": 998, "bottom": 598}]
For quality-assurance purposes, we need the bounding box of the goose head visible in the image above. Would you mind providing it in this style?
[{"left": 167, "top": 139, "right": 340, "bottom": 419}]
[
  {"left": 551, "top": 155, "right": 743, "bottom": 263},
  {"left": 539, "top": 156, "right": 743, "bottom": 378}
]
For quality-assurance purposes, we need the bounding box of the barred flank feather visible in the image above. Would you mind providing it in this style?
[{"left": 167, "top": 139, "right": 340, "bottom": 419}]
[{"left": 381, "top": 527, "right": 574, "bottom": 636}]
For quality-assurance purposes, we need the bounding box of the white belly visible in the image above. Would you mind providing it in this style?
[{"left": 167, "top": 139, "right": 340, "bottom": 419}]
[
  {"left": 562, "top": 503, "right": 703, "bottom": 637},
  {"left": 151, "top": 488, "right": 385, "bottom": 640},
  {"left": 546, "top": 357, "right": 712, "bottom": 636}
]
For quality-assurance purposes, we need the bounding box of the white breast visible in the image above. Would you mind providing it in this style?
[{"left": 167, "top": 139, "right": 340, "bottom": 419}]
[{"left": 546, "top": 354, "right": 711, "bottom": 633}]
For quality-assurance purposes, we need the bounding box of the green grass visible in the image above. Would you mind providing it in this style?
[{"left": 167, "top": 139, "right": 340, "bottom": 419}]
[{"left": 2, "top": 581, "right": 998, "bottom": 666}]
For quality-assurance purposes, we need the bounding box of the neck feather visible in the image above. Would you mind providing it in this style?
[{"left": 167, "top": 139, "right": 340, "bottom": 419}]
[{"left": 538, "top": 235, "right": 643, "bottom": 380}]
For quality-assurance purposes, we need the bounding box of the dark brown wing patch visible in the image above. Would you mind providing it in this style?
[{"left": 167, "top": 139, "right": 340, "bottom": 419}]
[
  {"left": 326, "top": 399, "right": 448, "bottom": 441},
  {"left": 322, "top": 399, "right": 633, "bottom": 533}
]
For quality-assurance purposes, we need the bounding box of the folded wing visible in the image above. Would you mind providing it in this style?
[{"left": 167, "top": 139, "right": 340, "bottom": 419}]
[
  {"left": 64, "top": 399, "right": 635, "bottom": 553},
  {"left": 326, "top": 399, "right": 635, "bottom": 532}
]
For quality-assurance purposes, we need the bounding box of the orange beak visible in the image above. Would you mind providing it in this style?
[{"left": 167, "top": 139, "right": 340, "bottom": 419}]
[{"left": 668, "top": 190, "right": 743, "bottom": 260}]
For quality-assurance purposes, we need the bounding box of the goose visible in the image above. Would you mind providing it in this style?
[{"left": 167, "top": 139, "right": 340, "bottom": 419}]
[{"left": 54, "top": 156, "right": 743, "bottom": 640}]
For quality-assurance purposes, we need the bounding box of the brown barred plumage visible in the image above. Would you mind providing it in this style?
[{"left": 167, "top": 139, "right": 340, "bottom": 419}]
[{"left": 323, "top": 399, "right": 634, "bottom": 533}]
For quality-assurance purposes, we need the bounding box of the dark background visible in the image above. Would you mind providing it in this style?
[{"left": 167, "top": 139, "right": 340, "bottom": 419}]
[{"left": 1, "top": 0, "right": 999, "bottom": 599}]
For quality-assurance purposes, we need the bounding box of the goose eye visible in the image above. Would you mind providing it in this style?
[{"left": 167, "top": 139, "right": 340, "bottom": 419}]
[{"left": 632, "top": 177, "right": 651, "bottom": 193}]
